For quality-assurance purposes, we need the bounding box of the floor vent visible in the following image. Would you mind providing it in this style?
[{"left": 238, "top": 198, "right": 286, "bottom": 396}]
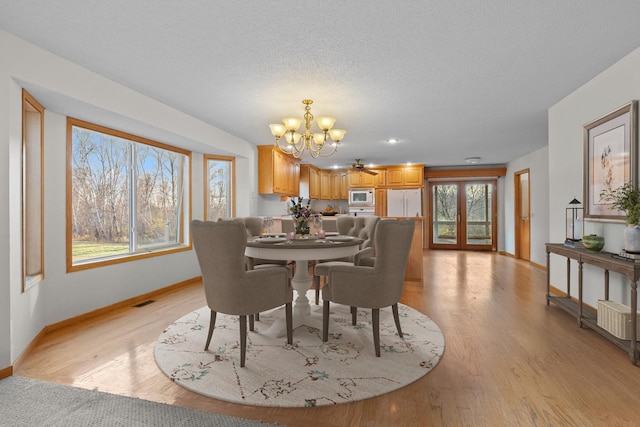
[{"left": 133, "top": 300, "right": 155, "bottom": 308}]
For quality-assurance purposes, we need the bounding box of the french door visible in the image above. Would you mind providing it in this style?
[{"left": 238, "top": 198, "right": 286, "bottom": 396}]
[{"left": 429, "top": 180, "right": 497, "bottom": 250}]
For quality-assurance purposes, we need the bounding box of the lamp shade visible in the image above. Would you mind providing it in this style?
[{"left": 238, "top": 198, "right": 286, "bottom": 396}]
[
  {"left": 328, "top": 128, "right": 346, "bottom": 142},
  {"left": 282, "top": 117, "right": 302, "bottom": 131},
  {"left": 316, "top": 116, "right": 336, "bottom": 131},
  {"left": 313, "top": 132, "right": 326, "bottom": 146},
  {"left": 269, "top": 123, "right": 286, "bottom": 138}
]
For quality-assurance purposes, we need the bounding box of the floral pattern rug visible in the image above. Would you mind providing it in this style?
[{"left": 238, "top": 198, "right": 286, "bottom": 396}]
[{"left": 154, "top": 292, "right": 445, "bottom": 407}]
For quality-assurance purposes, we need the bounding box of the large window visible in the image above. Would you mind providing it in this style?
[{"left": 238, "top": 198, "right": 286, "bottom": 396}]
[
  {"left": 22, "top": 90, "right": 45, "bottom": 289},
  {"left": 204, "top": 154, "right": 235, "bottom": 221},
  {"left": 67, "top": 118, "right": 191, "bottom": 270}
]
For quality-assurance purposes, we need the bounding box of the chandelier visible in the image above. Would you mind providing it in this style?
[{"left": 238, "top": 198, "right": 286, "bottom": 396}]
[{"left": 269, "top": 99, "right": 346, "bottom": 158}]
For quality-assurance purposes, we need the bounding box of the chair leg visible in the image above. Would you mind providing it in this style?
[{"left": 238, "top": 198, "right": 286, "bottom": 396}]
[
  {"left": 314, "top": 275, "right": 321, "bottom": 305},
  {"left": 249, "top": 314, "right": 255, "bottom": 332},
  {"left": 255, "top": 312, "right": 260, "bottom": 321},
  {"left": 392, "top": 303, "right": 403, "bottom": 338},
  {"left": 323, "top": 300, "right": 330, "bottom": 342},
  {"left": 204, "top": 310, "right": 216, "bottom": 351},
  {"left": 351, "top": 306, "right": 357, "bottom": 325},
  {"left": 372, "top": 308, "right": 380, "bottom": 357},
  {"left": 239, "top": 315, "right": 247, "bottom": 367},
  {"left": 285, "top": 302, "right": 293, "bottom": 345}
]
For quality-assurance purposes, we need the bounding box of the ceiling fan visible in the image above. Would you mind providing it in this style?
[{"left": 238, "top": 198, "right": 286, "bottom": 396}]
[{"left": 348, "top": 159, "right": 378, "bottom": 175}]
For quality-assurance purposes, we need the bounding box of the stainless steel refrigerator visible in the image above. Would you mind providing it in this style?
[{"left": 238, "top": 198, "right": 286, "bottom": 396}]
[{"left": 386, "top": 189, "right": 422, "bottom": 217}]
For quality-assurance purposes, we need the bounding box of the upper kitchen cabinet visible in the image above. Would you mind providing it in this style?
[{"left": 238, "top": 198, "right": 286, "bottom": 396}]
[
  {"left": 330, "top": 170, "right": 348, "bottom": 200},
  {"left": 386, "top": 165, "right": 424, "bottom": 187},
  {"left": 373, "top": 168, "right": 386, "bottom": 187},
  {"left": 348, "top": 171, "right": 376, "bottom": 188},
  {"left": 319, "top": 170, "right": 332, "bottom": 200},
  {"left": 258, "top": 145, "right": 300, "bottom": 196},
  {"left": 300, "top": 164, "right": 321, "bottom": 200},
  {"left": 340, "top": 172, "right": 349, "bottom": 199},
  {"left": 347, "top": 168, "right": 386, "bottom": 188}
]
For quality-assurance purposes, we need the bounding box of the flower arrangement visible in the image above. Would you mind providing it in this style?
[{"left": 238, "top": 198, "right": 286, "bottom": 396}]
[{"left": 289, "top": 196, "right": 314, "bottom": 235}]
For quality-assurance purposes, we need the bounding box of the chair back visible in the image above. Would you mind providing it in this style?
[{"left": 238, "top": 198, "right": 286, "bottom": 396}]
[
  {"left": 239, "top": 216, "right": 263, "bottom": 237},
  {"left": 336, "top": 216, "right": 380, "bottom": 249},
  {"left": 190, "top": 220, "right": 250, "bottom": 314},
  {"left": 372, "top": 219, "right": 415, "bottom": 302}
]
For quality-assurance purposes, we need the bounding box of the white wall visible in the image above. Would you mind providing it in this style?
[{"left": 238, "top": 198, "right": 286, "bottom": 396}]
[
  {"left": 503, "top": 146, "right": 550, "bottom": 266},
  {"left": 549, "top": 46, "right": 640, "bottom": 307},
  {"left": 0, "top": 29, "right": 257, "bottom": 368},
  {"left": 0, "top": 50, "right": 11, "bottom": 370}
]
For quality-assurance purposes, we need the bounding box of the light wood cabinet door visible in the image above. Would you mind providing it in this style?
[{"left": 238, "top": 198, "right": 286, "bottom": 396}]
[
  {"left": 360, "top": 172, "right": 375, "bottom": 187},
  {"left": 340, "top": 172, "right": 349, "bottom": 199},
  {"left": 330, "top": 171, "right": 342, "bottom": 199},
  {"left": 375, "top": 188, "right": 387, "bottom": 216},
  {"left": 309, "top": 166, "right": 320, "bottom": 199},
  {"left": 320, "top": 170, "right": 332, "bottom": 200},
  {"left": 288, "top": 159, "right": 300, "bottom": 196},
  {"left": 272, "top": 150, "right": 288, "bottom": 193},
  {"left": 387, "top": 167, "right": 404, "bottom": 186},
  {"left": 348, "top": 172, "right": 361, "bottom": 187},
  {"left": 374, "top": 169, "right": 386, "bottom": 187}
]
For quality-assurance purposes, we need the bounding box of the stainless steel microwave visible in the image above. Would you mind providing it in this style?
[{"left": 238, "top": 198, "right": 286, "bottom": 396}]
[{"left": 349, "top": 189, "right": 375, "bottom": 206}]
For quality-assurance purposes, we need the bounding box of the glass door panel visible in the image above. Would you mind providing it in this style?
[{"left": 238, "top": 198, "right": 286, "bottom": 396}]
[
  {"left": 465, "top": 183, "right": 493, "bottom": 246},
  {"left": 431, "top": 184, "right": 458, "bottom": 247}
]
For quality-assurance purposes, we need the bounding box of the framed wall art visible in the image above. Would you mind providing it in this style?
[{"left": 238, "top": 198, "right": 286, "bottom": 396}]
[{"left": 583, "top": 100, "right": 637, "bottom": 221}]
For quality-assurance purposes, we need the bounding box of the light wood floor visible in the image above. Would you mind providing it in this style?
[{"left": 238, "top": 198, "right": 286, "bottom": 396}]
[{"left": 14, "top": 251, "right": 640, "bottom": 426}]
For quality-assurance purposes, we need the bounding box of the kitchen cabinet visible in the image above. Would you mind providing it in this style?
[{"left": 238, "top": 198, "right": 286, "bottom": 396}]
[
  {"left": 375, "top": 188, "right": 387, "bottom": 216},
  {"left": 347, "top": 169, "right": 386, "bottom": 188},
  {"left": 258, "top": 145, "right": 300, "bottom": 196},
  {"left": 319, "top": 170, "right": 332, "bottom": 200},
  {"left": 374, "top": 169, "right": 387, "bottom": 187},
  {"left": 386, "top": 165, "right": 424, "bottom": 187},
  {"left": 348, "top": 171, "right": 376, "bottom": 188},
  {"left": 330, "top": 171, "right": 341, "bottom": 199},
  {"left": 300, "top": 164, "right": 321, "bottom": 200},
  {"left": 340, "top": 172, "right": 349, "bottom": 199}
]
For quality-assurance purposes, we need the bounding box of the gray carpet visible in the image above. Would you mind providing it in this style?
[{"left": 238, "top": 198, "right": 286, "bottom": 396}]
[{"left": 0, "top": 376, "right": 280, "bottom": 427}]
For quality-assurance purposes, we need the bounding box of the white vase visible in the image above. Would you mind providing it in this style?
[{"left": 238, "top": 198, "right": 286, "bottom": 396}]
[{"left": 624, "top": 225, "right": 640, "bottom": 253}]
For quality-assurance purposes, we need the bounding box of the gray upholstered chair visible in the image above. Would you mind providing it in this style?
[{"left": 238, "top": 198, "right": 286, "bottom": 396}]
[
  {"left": 190, "top": 220, "right": 293, "bottom": 367},
  {"left": 232, "top": 216, "right": 290, "bottom": 271},
  {"left": 313, "top": 215, "right": 380, "bottom": 304},
  {"left": 321, "top": 219, "right": 414, "bottom": 357}
]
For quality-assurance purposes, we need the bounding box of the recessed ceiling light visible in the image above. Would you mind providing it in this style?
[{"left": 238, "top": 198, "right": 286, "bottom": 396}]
[
  {"left": 387, "top": 138, "right": 399, "bottom": 144},
  {"left": 465, "top": 157, "right": 481, "bottom": 164}
]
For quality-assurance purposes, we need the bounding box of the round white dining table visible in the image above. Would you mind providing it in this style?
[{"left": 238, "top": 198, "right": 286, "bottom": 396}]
[{"left": 245, "top": 236, "right": 363, "bottom": 337}]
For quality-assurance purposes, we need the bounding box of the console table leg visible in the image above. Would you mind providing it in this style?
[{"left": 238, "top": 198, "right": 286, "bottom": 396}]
[
  {"left": 578, "top": 261, "right": 583, "bottom": 327},
  {"left": 631, "top": 279, "right": 638, "bottom": 364},
  {"left": 546, "top": 250, "right": 551, "bottom": 305}
]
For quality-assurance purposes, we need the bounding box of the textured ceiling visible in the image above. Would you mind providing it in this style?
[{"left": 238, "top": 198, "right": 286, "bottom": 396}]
[{"left": 3, "top": 1, "right": 640, "bottom": 169}]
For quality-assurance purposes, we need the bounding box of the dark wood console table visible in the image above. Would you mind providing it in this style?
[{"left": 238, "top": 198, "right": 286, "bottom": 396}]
[{"left": 545, "top": 243, "right": 639, "bottom": 364}]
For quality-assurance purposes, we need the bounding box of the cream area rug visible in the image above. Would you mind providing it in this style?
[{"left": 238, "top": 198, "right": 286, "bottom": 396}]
[{"left": 154, "top": 292, "right": 445, "bottom": 407}]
